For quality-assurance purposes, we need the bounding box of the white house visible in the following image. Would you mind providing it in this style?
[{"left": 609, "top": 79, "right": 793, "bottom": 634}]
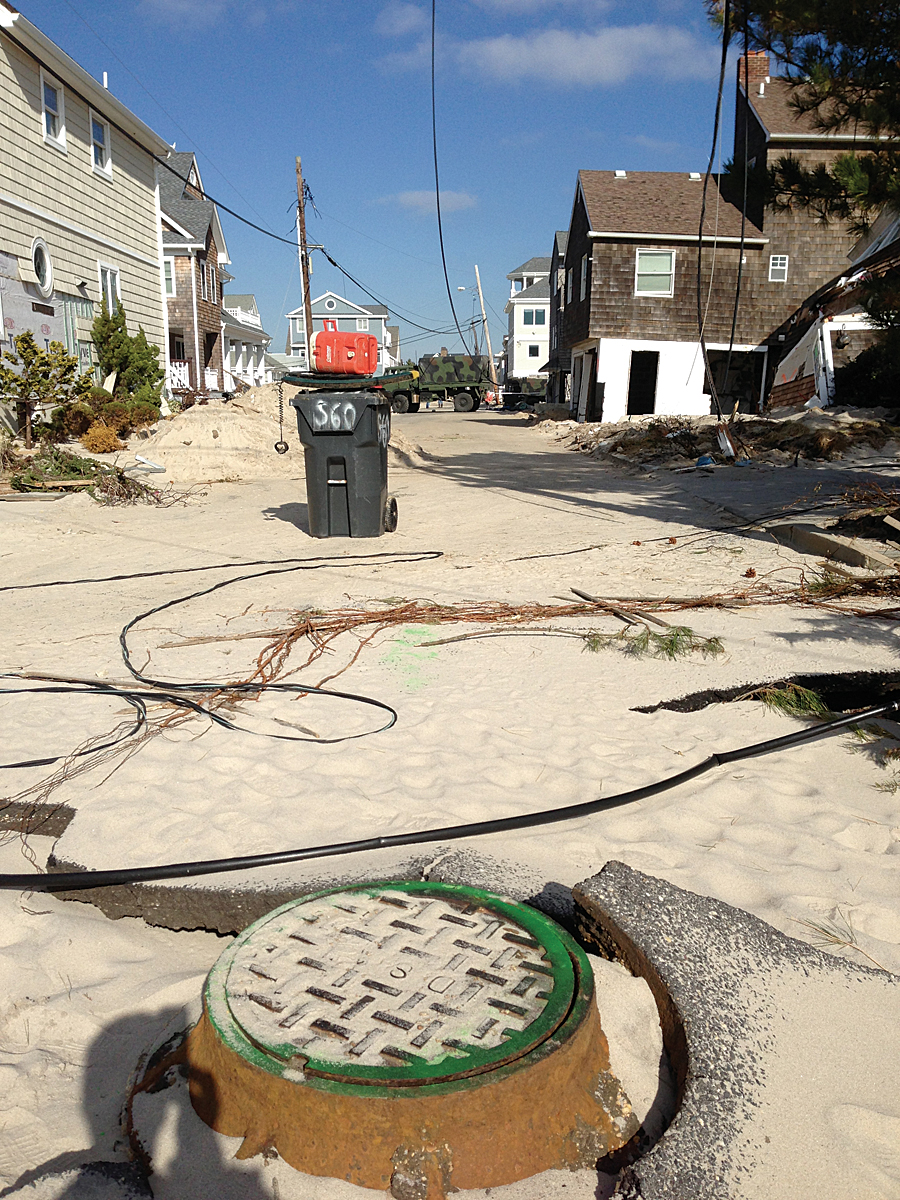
[
  {"left": 221, "top": 293, "right": 271, "bottom": 389},
  {"left": 503, "top": 257, "right": 551, "bottom": 382},
  {"left": 285, "top": 291, "right": 401, "bottom": 372}
]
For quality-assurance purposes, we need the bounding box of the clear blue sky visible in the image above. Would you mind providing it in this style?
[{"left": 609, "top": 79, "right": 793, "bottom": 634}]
[{"left": 23, "top": 0, "right": 737, "bottom": 361}]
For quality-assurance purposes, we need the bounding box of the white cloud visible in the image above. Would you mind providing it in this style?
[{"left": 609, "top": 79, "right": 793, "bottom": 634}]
[
  {"left": 374, "top": 2, "right": 429, "bottom": 36},
  {"left": 472, "top": 0, "right": 612, "bottom": 10},
  {"left": 460, "top": 24, "right": 719, "bottom": 86},
  {"left": 140, "top": 0, "right": 233, "bottom": 19},
  {"left": 630, "top": 133, "right": 683, "bottom": 153},
  {"left": 381, "top": 190, "right": 478, "bottom": 215}
]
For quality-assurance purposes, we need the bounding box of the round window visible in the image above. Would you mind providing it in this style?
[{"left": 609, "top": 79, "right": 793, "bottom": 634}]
[
  {"left": 325, "top": 298, "right": 336, "bottom": 310},
  {"left": 31, "top": 238, "right": 53, "bottom": 298}
]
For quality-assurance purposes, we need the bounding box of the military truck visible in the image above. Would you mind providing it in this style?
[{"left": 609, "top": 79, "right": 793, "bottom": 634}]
[{"left": 379, "top": 354, "right": 495, "bottom": 413}]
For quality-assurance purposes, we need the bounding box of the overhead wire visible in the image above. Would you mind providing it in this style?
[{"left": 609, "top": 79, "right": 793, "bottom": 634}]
[
  {"left": 723, "top": 27, "right": 752, "bottom": 413},
  {"left": 430, "top": 0, "right": 470, "bottom": 354},
  {"left": 58, "top": 0, "right": 271, "bottom": 225},
  {"left": 697, "top": 0, "right": 732, "bottom": 422}
]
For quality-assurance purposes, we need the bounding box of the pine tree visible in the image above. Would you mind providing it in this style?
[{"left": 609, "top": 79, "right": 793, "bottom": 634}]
[
  {"left": 709, "top": 2, "right": 900, "bottom": 229},
  {"left": 91, "top": 301, "right": 164, "bottom": 399},
  {"left": 91, "top": 299, "right": 132, "bottom": 382},
  {"left": 0, "top": 331, "right": 91, "bottom": 448}
]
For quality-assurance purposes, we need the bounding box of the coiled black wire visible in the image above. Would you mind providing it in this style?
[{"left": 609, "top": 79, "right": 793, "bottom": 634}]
[{"left": 1, "top": 551, "right": 444, "bottom": 769}]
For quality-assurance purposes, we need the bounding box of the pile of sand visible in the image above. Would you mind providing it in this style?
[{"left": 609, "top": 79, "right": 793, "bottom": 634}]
[
  {"left": 130, "top": 385, "right": 436, "bottom": 483},
  {"left": 133, "top": 390, "right": 304, "bottom": 482}
]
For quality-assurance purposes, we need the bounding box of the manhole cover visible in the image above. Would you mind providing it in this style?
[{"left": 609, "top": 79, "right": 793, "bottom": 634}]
[
  {"left": 187, "top": 881, "right": 639, "bottom": 1194},
  {"left": 218, "top": 883, "right": 575, "bottom": 1085}
]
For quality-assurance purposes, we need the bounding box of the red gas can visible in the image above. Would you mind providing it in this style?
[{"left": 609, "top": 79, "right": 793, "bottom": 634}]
[{"left": 312, "top": 320, "right": 379, "bottom": 375}]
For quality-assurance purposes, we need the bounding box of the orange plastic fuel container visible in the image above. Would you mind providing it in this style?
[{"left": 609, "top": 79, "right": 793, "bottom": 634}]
[{"left": 312, "top": 320, "right": 379, "bottom": 375}]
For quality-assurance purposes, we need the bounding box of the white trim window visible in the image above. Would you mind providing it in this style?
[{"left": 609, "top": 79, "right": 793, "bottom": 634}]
[
  {"left": 199, "top": 256, "right": 208, "bottom": 301},
  {"left": 31, "top": 237, "right": 53, "bottom": 298},
  {"left": 635, "top": 249, "right": 675, "bottom": 297},
  {"left": 580, "top": 254, "right": 589, "bottom": 301},
  {"left": 40, "top": 70, "right": 66, "bottom": 152},
  {"left": 528, "top": 344, "right": 540, "bottom": 358},
  {"left": 209, "top": 262, "right": 217, "bottom": 303},
  {"left": 163, "top": 258, "right": 176, "bottom": 297},
  {"left": 566, "top": 268, "right": 573, "bottom": 304},
  {"left": 99, "top": 263, "right": 120, "bottom": 311},
  {"left": 90, "top": 110, "right": 112, "bottom": 176},
  {"left": 356, "top": 317, "right": 369, "bottom": 331},
  {"left": 769, "top": 254, "right": 789, "bottom": 282}
]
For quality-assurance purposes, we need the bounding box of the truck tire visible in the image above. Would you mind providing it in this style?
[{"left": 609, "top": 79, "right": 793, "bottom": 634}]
[
  {"left": 391, "top": 394, "right": 410, "bottom": 414},
  {"left": 472, "top": 397, "right": 482, "bottom": 411},
  {"left": 453, "top": 391, "right": 475, "bottom": 412},
  {"left": 408, "top": 399, "right": 421, "bottom": 413}
]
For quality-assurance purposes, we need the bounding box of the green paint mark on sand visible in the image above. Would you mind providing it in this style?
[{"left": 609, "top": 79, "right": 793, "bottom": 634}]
[{"left": 381, "top": 625, "right": 441, "bottom": 691}]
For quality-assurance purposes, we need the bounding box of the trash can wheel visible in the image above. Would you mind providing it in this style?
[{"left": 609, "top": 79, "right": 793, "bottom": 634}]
[{"left": 384, "top": 495, "right": 398, "bottom": 533}]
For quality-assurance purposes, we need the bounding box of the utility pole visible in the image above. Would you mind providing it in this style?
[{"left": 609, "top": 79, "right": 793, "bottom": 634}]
[
  {"left": 474, "top": 264, "right": 500, "bottom": 400},
  {"left": 295, "top": 156, "right": 314, "bottom": 369}
]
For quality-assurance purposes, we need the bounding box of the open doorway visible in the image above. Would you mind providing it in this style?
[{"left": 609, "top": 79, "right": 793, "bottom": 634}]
[
  {"left": 704, "top": 349, "right": 765, "bottom": 413},
  {"left": 627, "top": 350, "right": 659, "bottom": 415}
]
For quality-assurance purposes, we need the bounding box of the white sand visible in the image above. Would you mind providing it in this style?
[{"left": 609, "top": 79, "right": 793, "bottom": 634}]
[{"left": 1, "top": 409, "right": 899, "bottom": 1195}]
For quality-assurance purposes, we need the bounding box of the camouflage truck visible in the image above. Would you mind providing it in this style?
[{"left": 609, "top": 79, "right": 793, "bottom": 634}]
[{"left": 380, "top": 354, "right": 495, "bottom": 413}]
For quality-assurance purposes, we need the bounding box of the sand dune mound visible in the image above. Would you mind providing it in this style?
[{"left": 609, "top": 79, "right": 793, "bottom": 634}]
[{"left": 133, "top": 386, "right": 436, "bottom": 483}]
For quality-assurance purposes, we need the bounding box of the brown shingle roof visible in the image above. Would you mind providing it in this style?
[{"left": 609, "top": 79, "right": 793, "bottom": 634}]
[
  {"left": 578, "top": 171, "right": 762, "bottom": 239},
  {"left": 746, "top": 76, "right": 882, "bottom": 142},
  {"left": 746, "top": 77, "right": 830, "bottom": 138}
]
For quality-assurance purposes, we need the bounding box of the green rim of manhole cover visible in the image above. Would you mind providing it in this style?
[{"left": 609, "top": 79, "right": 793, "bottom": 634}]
[{"left": 206, "top": 881, "right": 586, "bottom": 1088}]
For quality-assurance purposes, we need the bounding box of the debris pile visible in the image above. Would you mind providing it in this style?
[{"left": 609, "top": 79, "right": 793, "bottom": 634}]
[
  {"left": 8, "top": 444, "right": 194, "bottom": 505},
  {"left": 542, "top": 408, "right": 900, "bottom": 469}
]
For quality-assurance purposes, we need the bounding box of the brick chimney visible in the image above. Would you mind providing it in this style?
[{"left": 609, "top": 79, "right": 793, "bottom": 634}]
[{"left": 738, "top": 50, "right": 770, "bottom": 92}]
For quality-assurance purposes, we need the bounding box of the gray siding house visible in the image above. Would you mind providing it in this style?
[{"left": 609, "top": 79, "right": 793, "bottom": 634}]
[{"left": 0, "top": 2, "right": 170, "bottom": 429}]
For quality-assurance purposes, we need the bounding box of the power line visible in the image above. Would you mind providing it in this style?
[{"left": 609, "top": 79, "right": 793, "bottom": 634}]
[
  {"left": 431, "top": 0, "right": 469, "bottom": 354},
  {"left": 318, "top": 209, "right": 443, "bottom": 269},
  {"left": 59, "top": 0, "right": 272, "bottom": 226},
  {"left": 723, "top": 27, "right": 752, "bottom": 413},
  {"left": 696, "top": 0, "right": 731, "bottom": 422},
  {"left": 315, "top": 247, "right": 464, "bottom": 335}
]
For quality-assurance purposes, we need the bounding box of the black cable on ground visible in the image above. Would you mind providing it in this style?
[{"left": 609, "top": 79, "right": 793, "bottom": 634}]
[
  {"left": 0, "top": 683, "right": 148, "bottom": 769},
  {"left": 1, "top": 699, "right": 895, "bottom": 892},
  {"left": 0, "top": 550, "right": 443, "bottom": 595},
  {"left": 1, "top": 552, "right": 442, "bottom": 766}
]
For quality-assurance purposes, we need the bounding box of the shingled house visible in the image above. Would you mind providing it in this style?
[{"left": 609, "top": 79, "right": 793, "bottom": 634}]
[
  {"left": 551, "top": 52, "right": 879, "bottom": 421},
  {"left": 554, "top": 169, "right": 768, "bottom": 421},
  {"left": 545, "top": 232, "right": 569, "bottom": 404},
  {"left": 158, "top": 150, "right": 230, "bottom": 394}
]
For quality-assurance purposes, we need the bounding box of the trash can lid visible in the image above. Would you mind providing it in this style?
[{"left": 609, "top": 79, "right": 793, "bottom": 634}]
[{"left": 206, "top": 882, "right": 581, "bottom": 1088}]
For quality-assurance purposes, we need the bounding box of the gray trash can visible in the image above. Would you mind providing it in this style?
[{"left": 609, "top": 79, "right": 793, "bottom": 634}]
[{"left": 290, "top": 390, "right": 397, "bottom": 538}]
